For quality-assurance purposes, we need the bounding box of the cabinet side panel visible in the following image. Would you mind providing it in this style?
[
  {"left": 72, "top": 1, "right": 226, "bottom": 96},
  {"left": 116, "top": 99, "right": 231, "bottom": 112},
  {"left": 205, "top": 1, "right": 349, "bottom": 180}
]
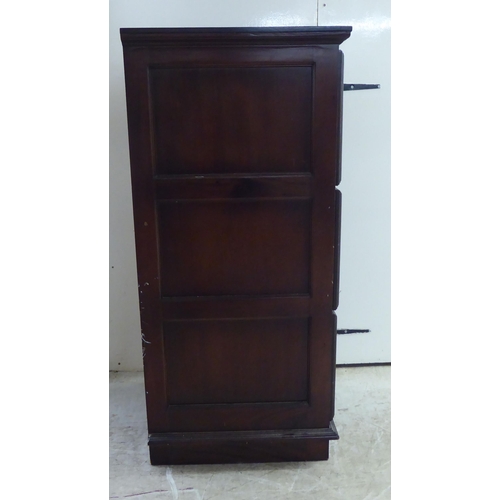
[
  {"left": 149, "top": 66, "right": 312, "bottom": 175},
  {"left": 121, "top": 35, "right": 348, "bottom": 442},
  {"left": 164, "top": 318, "right": 309, "bottom": 405},
  {"left": 158, "top": 200, "right": 311, "bottom": 297}
]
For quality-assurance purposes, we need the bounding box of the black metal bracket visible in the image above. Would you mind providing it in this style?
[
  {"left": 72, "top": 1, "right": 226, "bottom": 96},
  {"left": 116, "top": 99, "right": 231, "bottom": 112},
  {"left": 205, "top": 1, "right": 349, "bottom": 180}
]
[
  {"left": 343, "top": 84, "right": 380, "bottom": 91},
  {"left": 337, "top": 329, "right": 371, "bottom": 335}
]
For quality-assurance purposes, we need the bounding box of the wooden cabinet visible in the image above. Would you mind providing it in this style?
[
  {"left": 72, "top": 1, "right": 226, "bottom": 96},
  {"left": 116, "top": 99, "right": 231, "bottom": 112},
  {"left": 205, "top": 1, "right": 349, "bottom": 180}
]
[{"left": 120, "top": 27, "right": 351, "bottom": 465}]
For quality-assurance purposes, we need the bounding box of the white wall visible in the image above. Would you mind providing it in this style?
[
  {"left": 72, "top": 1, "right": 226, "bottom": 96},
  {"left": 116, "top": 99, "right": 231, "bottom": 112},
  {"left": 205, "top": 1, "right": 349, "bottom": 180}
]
[
  {"left": 320, "top": 0, "right": 391, "bottom": 363},
  {"left": 109, "top": 0, "right": 390, "bottom": 370}
]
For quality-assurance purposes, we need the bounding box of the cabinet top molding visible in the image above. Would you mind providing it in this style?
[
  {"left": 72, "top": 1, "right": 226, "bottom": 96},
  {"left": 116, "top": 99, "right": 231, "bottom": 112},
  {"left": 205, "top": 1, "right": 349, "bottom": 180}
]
[{"left": 120, "top": 27, "right": 352, "bottom": 47}]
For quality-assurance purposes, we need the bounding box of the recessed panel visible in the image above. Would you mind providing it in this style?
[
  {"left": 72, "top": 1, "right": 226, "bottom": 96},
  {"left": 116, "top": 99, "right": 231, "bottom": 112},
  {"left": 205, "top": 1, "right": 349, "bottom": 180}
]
[
  {"left": 164, "top": 318, "right": 309, "bottom": 405},
  {"left": 149, "top": 66, "right": 312, "bottom": 174},
  {"left": 158, "top": 200, "right": 311, "bottom": 297}
]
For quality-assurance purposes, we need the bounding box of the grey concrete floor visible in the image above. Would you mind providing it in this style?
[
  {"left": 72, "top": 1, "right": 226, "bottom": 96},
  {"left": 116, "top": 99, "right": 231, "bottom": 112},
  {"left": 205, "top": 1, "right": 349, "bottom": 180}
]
[{"left": 110, "top": 366, "right": 390, "bottom": 499}]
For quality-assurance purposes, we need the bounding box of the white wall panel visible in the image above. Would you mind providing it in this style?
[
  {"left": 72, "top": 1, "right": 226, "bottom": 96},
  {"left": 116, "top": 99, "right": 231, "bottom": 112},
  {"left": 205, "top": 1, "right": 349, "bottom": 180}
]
[
  {"left": 110, "top": 0, "right": 391, "bottom": 369},
  {"left": 320, "top": 0, "right": 391, "bottom": 363}
]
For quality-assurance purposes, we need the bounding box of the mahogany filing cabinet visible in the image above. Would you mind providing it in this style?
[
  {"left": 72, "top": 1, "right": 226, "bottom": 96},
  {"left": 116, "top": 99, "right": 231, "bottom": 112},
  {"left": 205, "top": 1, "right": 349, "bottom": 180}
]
[{"left": 120, "top": 26, "right": 352, "bottom": 465}]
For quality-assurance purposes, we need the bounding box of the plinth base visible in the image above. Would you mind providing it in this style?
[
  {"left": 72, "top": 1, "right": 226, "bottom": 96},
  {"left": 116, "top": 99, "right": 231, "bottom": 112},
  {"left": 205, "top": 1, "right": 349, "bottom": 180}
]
[{"left": 149, "top": 421, "right": 339, "bottom": 465}]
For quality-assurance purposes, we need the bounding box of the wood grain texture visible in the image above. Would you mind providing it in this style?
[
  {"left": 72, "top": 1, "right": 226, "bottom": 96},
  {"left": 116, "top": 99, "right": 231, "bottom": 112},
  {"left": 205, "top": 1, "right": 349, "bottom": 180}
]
[
  {"left": 164, "top": 318, "right": 309, "bottom": 405},
  {"left": 150, "top": 66, "right": 312, "bottom": 175},
  {"left": 121, "top": 26, "right": 352, "bottom": 47},
  {"left": 161, "top": 295, "right": 311, "bottom": 321},
  {"left": 149, "top": 438, "right": 330, "bottom": 465},
  {"left": 154, "top": 174, "right": 312, "bottom": 201},
  {"left": 121, "top": 27, "right": 350, "bottom": 464},
  {"left": 149, "top": 423, "right": 338, "bottom": 464},
  {"left": 150, "top": 421, "right": 338, "bottom": 443},
  {"left": 158, "top": 199, "right": 311, "bottom": 297}
]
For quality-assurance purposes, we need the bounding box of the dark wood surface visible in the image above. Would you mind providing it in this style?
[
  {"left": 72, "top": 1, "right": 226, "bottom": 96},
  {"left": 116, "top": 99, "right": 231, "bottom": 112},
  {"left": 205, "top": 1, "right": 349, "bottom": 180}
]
[
  {"left": 150, "top": 66, "right": 312, "bottom": 175},
  {"left": 149, "top": 422, "right": 339, "bottom": 465},
  {"left": 150, "top": 438, "right": 331, "bottom": 465},
  {"left": 121, "top": 26, "right": 351, "bottom": 464}
]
